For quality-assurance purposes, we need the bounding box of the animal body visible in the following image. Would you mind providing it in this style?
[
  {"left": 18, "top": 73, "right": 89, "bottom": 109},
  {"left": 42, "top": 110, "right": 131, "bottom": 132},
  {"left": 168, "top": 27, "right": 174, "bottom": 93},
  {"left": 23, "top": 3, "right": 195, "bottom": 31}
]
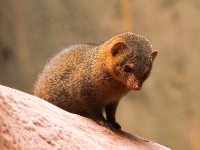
[{"left": 34, "top": 32, "right": 158, "bottom": 131}]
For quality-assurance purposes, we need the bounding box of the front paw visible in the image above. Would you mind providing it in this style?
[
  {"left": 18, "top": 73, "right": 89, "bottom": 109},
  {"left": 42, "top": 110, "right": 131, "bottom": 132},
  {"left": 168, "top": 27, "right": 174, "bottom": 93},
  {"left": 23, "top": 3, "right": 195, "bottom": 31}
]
[
  {"left": 96, "top": 120, "right": 116, "bottom": 131},
  {"left": 96, "top": 120, "right": 121, "bottom": 131},
  {"left": 111, "top": 122, "right": 121, "bottom": 130}
]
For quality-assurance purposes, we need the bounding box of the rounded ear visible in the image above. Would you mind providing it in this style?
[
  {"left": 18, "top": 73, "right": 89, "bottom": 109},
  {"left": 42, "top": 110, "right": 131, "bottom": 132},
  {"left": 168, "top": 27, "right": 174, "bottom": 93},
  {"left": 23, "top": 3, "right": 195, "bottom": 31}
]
[
  {"left": 111, "top": 42, "right": 127, "bottom": 56},
  {"left": 151, "top": 50, "right": 158, "bottom": 61}
]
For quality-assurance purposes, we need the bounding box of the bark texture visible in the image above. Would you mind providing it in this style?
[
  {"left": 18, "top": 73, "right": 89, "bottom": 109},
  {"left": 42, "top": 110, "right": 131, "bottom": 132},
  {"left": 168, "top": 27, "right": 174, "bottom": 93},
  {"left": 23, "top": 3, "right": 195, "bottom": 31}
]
[{"left": 0, "top": 85, "right": 170, "bottom": 150}]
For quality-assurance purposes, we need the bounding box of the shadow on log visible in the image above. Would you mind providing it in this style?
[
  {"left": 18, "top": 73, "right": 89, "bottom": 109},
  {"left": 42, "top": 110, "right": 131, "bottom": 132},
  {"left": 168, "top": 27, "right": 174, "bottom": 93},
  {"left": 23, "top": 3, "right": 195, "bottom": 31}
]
[{"left": 0, "top": 85, "right": 170, "bottom": 150}]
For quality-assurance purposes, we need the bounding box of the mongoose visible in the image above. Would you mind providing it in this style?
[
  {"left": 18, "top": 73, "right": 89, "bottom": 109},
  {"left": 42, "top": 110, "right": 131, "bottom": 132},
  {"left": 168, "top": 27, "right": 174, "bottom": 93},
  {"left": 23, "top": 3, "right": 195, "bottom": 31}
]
[{"left": 34, "top": 32, "right": 158, "bottom": 131}]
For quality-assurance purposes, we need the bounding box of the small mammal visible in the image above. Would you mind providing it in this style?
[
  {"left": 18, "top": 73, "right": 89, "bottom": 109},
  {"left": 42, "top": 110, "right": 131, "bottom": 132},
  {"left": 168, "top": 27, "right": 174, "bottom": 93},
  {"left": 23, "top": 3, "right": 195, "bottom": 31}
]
[{"left": 34, "top": 32, "right": 158, "bottom": 131}]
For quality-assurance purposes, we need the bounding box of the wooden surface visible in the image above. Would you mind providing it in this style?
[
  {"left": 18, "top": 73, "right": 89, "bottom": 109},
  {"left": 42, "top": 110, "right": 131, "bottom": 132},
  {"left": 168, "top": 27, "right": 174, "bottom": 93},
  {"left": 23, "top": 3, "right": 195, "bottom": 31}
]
[{"left": 0, "top": 85, "right": 170, "bottom": 150}]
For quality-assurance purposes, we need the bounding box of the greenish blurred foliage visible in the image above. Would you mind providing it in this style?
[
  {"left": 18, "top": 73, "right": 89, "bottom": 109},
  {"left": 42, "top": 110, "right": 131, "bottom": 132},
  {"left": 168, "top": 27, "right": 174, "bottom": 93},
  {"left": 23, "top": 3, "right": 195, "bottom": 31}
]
[{"left": 0, "top": 0, "right": 200, "bottom": 149}]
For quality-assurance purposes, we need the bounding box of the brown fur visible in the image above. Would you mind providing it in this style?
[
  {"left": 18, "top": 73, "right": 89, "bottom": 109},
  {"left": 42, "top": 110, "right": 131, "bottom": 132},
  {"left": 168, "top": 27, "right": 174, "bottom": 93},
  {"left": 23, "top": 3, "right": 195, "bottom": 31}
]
[{"left": 34, "top": 32, "right": 158, "bottom": 131}]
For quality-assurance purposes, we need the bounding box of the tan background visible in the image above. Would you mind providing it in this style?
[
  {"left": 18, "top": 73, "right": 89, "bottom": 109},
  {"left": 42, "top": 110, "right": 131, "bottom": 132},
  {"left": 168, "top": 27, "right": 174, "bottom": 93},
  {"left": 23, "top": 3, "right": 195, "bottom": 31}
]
[{"left": 0, "top": 0, "right": 200, "bottom": 149}]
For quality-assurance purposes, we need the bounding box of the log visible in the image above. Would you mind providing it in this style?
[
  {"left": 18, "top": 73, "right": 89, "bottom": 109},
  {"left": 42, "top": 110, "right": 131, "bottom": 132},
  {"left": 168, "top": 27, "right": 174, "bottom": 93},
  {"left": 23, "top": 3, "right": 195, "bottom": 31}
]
[{"left": 0, "top": 85, "right": 170, "bottom": 150}]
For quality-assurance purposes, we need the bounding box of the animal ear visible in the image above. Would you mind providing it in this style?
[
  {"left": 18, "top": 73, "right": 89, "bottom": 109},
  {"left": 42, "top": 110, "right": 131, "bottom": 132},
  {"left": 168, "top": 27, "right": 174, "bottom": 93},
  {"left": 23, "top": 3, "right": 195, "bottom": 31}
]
[
  {"left": 110, "top": 41, "right": 127, "bottom": 56},
  {"left": 151, "top": 50, "right": 158, "bottom": 61}
]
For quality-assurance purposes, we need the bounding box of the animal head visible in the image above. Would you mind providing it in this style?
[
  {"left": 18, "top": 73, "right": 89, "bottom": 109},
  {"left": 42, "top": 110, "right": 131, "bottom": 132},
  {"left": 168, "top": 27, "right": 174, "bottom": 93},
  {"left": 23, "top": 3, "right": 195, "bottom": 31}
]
[{"left": 105, "top": 32, "right": 158, "bottom": 91}]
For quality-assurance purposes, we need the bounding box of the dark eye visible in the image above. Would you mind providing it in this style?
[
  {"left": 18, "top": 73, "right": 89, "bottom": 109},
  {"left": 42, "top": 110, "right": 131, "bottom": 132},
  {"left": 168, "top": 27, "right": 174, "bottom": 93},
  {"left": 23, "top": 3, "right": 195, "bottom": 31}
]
[{"left": 124, "top": 65, "right": 132, "bottom": 73}]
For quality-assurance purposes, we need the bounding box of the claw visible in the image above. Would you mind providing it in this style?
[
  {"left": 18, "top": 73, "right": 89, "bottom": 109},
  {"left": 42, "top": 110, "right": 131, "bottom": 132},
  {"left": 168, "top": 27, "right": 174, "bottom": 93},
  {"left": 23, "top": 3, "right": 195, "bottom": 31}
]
[
  {"left": 96, "top": 120, "right": 121, "bottom": 131},
  {"left": 111, "top": 122, "right": 121, "bottom": 130}
]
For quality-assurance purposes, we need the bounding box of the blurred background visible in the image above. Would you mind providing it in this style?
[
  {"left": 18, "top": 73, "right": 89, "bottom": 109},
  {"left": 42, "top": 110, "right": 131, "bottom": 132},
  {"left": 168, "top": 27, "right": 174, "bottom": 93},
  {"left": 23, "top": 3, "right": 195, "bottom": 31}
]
[{"left": 0, "top": 0, "right": 200, "bottom": 149}]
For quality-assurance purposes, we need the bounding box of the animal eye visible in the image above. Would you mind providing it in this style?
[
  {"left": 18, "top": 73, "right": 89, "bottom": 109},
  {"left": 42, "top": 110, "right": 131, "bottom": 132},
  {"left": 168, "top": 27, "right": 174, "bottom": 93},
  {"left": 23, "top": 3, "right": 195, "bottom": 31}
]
[{"left": 124, "top": 65, "right": 132, "bottom": 73}]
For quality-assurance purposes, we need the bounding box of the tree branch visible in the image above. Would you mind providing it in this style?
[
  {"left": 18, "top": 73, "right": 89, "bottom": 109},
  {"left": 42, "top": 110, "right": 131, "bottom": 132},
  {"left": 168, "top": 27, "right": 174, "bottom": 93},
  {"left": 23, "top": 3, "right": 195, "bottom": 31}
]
[{"left": 0, "top": 85, "right": 170, "bottom": 150}]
